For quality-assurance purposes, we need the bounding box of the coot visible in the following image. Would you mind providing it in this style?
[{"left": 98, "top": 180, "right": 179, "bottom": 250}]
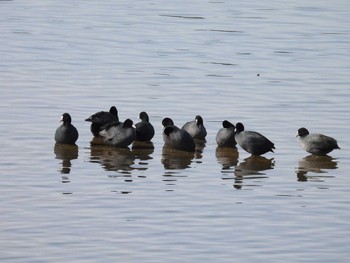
[
  {"left": 296, "top": 127, "right": 340, "bottom": 155},
  {"left": 55, "top": 113, "right": 79, "bottom": 145},
  {"left": 135, "top": 111, "right": 155, "bottom": 141},
  {"left": 216, "top": 120, "right": 236, "bottom": 147},
  {"left": 182, "top": 115, "right": 207, "bottom": 140},
  {"left": 162, "top": 117, "right": 195, "bottom": 152},
  {"left": 235, "top": 122, "right": 274, "bottom": 156},
  {"left": 99, "top": 119, "right": 135, "bottom": 147},
  {"left": 85, "top": 106, "right": 119, "bottom": 136}
]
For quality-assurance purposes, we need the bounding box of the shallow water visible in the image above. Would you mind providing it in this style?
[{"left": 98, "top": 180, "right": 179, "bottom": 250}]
[{"left": 1, "top": 0, "right": 350, "bottom": 262}]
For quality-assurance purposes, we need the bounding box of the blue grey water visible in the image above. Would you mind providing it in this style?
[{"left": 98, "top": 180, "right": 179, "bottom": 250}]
[{"left": 1, "top": 0, "right": 350, "bottom": 262}]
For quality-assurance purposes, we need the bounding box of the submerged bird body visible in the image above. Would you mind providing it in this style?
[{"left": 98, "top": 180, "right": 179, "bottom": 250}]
[
  {"left": 99, "top": 119, "right": 135, "bottom": 147},
  {"left": 135, "top": 111, "right": 155, "bottom": 141},
  {"left": 162, "top": 118, "right": 195, "bottom": 152},
  {"left": 297, "top": 127, "right": 340, "bottom": 155},
  {"left": 216, "top": 120, "right": 236, "bottom": 147},
  {"left": 85, "top": 106, "right": 119, "bottom": 137},
  {"left": 235, "top": 122, "right": 274, "bottom": 156},
  {"left": 182, "top": 115, "right": 207, "bottom": 140},
  {"left": 55, "top": 113, "right": 79, "bottom": 145}
]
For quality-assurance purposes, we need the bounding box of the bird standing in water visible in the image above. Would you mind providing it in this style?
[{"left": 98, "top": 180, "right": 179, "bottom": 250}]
[
  {"left": 135, "top": 111, "right": 155, "bottom": 141},
  {"left": 85, "top": 106, "right": 119, "bottom": 137},
  {"left": 55, "top": 113, "right": 79, "bottom": 145},
  {"left": 296, "top": 127, "right": 340, "bottom": 155},
  {"left": 182, "top": 115, "right": 207, "bottom": 140},
  {"left": 235, "top": 122, "right": 274, "bottom": 156},
  {"left": 162, "top": 117, "right": 195, "bottom": 152}
]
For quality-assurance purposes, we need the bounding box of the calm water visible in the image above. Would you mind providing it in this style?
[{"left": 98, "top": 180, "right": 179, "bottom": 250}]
[{"left": 1, "top": 0, "right": 350, "bottom": 262}]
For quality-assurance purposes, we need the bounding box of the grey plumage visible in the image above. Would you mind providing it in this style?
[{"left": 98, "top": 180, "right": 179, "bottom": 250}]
[
  {"left": 235, "top": 122, "right": 274, "bottom": 156},
  {"left": 216, "top": 120, "right": 236, "bottom": 147},
  {"left": 296, "top": 127, "right": 340, "bottom": 155},
  {"left": 99, "top": 119, "right": 135, "bottom": 147},
  {"left": 182, "top": 115, "right": 207, "bottom": 140},
  {"left": 162, "top": 117, "right": 195, "bottom": 152},
  {"left": 85, "top": 106, "right": 119, "bottom": 137}
]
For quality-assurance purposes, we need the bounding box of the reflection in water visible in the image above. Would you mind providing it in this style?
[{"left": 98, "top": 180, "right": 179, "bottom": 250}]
[
  {"left": 194, "top": 139, "right": 206, "bottom": 160},
  {"left": 161, "top": 144, "right": 194, "bottom": 170},
  {"left": 161, "top": 144, "right": 195, "bottom": 191},
  {"left": 216, "top": 148, "right": 274, "bottom": 190},
  {"left": 88, "top": 141, "right": 155, "bottom": 195},
  {"left": 90, "top": 136, "right": 105, "bottom": 146},
  {"left": 54, "top": 143, "right": 78, "bottom": 175},
  {"left": 234, "top": 156, "right": 275, "bottom": 189},
  {"left": 90, "top": 141, "right": 154, "bottom": 173},
  {"left": 296, "top": 155, "right": 338, "bottom": 182},
  {"left": 132, "top": 141, "right": 154, "bottom": 170},
  {"left": 216, "top": 146, "right": 239, "bottom": 170},
  {"left": 90, "top": 144, "right": 135, "bottom": 173}
]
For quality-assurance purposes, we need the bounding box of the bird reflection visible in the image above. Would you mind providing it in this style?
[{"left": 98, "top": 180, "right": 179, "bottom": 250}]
[
  {"left": 216, "top": 146, "right": 239, "bottom": 170},
  {"left": 90, "top": 144, "right": 135, "bottom": 173},
  {"left": 296, "top": 155, "right": 338, "bottom": 182},
  {"left": 90, "top": 136, "right": 106, "bottom": 146},
  {"left": 234, "top": 156, "right": 274, "bottom": 189},
  {"left": 194, "top": 139, "right": 206, "bottom": 160},
  {"left": 131, "top": 141, "right": 154, "bottom": 170},
  {"left": 161, "top": 144, "right": 195, "bottom": 170},
  {"left": 54, "top": 143, "right": 78, "bottom": 175},
  {"left": 132, "top": 141, "right": 154, "bottom": 156}
]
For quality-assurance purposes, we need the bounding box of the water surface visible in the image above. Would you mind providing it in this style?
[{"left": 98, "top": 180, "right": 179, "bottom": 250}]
[{"left": 1, "top": 0, "right": 350, "bottom": 262}]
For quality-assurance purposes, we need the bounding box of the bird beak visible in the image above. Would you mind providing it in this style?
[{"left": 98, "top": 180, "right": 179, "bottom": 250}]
[
  {"left": 295, "top": 132, "right": 299, "bottom": 137},
  {"left": 60, "top": 116, "right": 63, "bottom": 122}
]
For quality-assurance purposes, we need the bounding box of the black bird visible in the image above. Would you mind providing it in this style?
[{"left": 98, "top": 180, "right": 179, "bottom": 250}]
[
  {"left": 55, "top": 113, "right": 79, "bottom": 145},
  {"left": 135, "top": 111, "right": 155, "bottom": 141},
  {"left": 99, "top": 119, "right": 136, "bottom": 147},
  {"left": 85, "top": 106, "right": 119, "bottom": 136},
  {"left": 162, "top": 117, "right": 195, "bottom": 152},
  {"left": 235, "top": 122, "right": 274, "bottom": 156}
]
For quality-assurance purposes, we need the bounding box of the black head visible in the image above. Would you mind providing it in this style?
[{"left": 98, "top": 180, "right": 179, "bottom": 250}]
[
  {"left": 139, "top": 111, "right": 149, "bottom": 122},
  {"left": 61, "top": 113, "right": 72, "bottom": 125},
  {"left": 162, "top": 117, "right": 174, "bottom": 127},
  {"left": 195, "top": 115, "right": 204, "bottom": 126},
  {"left": 222, "top": 120, "right": 235, "bottom": 129},
  {"left": 297, "top": 127, "right": 309, "bottom": 137},
  {"left": 123, "top": 119, "right": 134, "bottom": 128},
  {"left": 235, "top": 122, "right": 244, "bottom": 133},
  {"left": 109, "top": 106, "right": 119, "bottom": 119},
  {"left": 164, "top": 126, "right": 175, "bottom": 136}
]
